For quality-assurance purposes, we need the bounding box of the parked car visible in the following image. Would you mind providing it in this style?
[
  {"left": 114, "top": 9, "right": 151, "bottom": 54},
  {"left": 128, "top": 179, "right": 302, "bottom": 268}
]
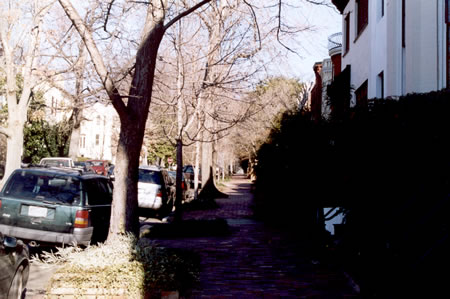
[
  {"left": 107, "top": 165, "right": 115, "bottom": 181},
  {"left": 167, "top": 170, "right": 191, "bottom": 203},
  {"left": 74, "top": 161, "right": 88, "bottom": 170},
  {"left": 182, "top": 165, "right": 201, "bottom": 189},
  {"left": 0, "top": 167, "right": 113, "bottom": 246},
  {"left": 0, "top": 233, "right": 29, "bottom": 299},
  {"left": 39, "top": 157, "right": 75, "bottom": 168},
  {"left": 85, "top": 160, "right": 110, "bottom": 176},
  {"left": 138, "top": 166, "right": 172, "bottom": 218}
]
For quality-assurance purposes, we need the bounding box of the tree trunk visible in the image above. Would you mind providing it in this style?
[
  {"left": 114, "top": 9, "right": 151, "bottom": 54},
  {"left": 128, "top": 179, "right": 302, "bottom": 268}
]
[
  {"left": 201, "top": 134, "right": 212, "bottom": 188},
  {"left": 68, "top": 43, "right": 86, "bottom": 160},
  {"left": 199, "top": 130, "right": 227, "bottom": 199},
  {"left": 3, "top": 115, "right": 26, "bottom": 184},
  {"left": 174, "top": 138, "right": 183, "bottom": 222},
  {"left": 108, "top": 121, "right": 142, "bottom": 238},
  {"left": 194, "top": 137, "right": 201, "bottom": 200},
  {"left": 107, "top": 21, "right": 166, "bottom": 238}
]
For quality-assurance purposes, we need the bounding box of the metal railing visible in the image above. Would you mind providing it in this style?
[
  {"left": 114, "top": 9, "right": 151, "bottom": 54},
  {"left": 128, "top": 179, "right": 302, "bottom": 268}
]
[{"left": 328, "top": 32, "right": 342, "bottom": 52}]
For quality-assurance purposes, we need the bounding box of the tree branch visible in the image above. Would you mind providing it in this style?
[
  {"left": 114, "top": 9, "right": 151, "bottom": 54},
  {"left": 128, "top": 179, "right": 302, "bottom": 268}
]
[
  {"left": 164, "top": 0, "right": 212, "bottom": 31},
  {"left": 57, "top": 0, "right": 128, "bottom": 120}
]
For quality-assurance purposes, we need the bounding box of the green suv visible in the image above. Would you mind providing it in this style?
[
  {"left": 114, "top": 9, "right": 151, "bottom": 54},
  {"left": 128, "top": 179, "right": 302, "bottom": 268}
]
[{"left": 0, "top": 167, "right": 113, "bottom": 246}]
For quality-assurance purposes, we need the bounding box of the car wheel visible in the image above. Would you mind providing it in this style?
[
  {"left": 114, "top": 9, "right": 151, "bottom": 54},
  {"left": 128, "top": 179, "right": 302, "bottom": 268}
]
[{"left": 7, "top": 265, "right": 25, "bottom": 299}]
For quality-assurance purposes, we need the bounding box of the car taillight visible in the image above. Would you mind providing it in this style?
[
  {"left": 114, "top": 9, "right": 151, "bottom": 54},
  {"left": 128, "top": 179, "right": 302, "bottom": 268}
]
[
  {"left": 181, "top": 181, "right": 186, "bottom": 190},
  {"left": 75, "top": 210, "right": 90, "bottom": 228},
  {"left": 0, "top": 199, "right": 2, "bottom": 209},
  {"left": 156, "top": 190, "right": 163, "bottom": 200}
]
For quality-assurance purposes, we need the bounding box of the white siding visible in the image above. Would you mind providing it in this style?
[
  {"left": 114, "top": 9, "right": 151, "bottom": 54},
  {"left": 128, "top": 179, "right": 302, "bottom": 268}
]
[
  {"left": 78, "top": 102, "right": 117, "bottom": 161},
  {"left": 340, "top": 0, "right": 447, "bottom": 101}
]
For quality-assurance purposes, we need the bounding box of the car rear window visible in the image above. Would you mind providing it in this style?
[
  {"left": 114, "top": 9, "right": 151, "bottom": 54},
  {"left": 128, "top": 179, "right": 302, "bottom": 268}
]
[
  {"left": 139, "top": 169, "right": 162, "bottom": 184},
  {"left": 41, "top": 159, "right": 71, "bottom": 167},
  {"left": 86, "top": 161, "right": 104, "bottom": 166},
  {"left": 3, "top": 171, "right": 81, "bottom": 205}
]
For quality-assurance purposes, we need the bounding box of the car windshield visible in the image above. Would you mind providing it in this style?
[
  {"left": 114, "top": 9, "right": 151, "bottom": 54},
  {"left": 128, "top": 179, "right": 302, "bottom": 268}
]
[
  {"left": 139, "top": 169, "right": 162, "bottom": 184},
  {"left": 87, "top": 161, "right": 104, "bottom": 166},
  {"left": 3, "top": 171, "right": 81, "bottom": 205},
  {"left": 168, "top": 171, "right": 184, "bottom": 181},
  {"left": 41, "top": 159, "right": 70, "bottom": 167},
  {"left": 183, "top": 166, "right": 194, "bottom": 173}
]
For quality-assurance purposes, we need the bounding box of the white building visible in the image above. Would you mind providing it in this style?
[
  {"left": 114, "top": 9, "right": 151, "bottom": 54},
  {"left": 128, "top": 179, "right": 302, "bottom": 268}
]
[
  {"left": 332, "top": 0, "right": 449, "bottom": 104},
  {"left": 321, "top": 58, "right": 333, "bottom": 117},
  {"left": 77, "top": 102, "right": 118, "bottom": 162},
  {"left": 35, "top": 82, "right": 72, "bottom": 124}
]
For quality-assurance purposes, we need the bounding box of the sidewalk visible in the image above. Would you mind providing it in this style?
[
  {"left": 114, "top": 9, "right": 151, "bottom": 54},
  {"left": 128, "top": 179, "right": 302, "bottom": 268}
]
[{"left": 144, "top": 175, "right": 360, "bottom": 298}]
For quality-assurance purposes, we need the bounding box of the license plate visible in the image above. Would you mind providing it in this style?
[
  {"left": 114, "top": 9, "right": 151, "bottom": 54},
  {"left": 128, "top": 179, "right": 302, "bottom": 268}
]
[{"left": 28, "top": 206, "right": 48, "bottom": 217}]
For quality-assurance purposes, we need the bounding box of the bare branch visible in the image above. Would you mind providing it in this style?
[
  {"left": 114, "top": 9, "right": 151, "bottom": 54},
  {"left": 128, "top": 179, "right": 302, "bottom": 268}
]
[
  {"left": 164, "top": 0, "right": 212, "bottom": 31},
  {"left": 57, "top": 0, "right": 127, "bottom": 119}
]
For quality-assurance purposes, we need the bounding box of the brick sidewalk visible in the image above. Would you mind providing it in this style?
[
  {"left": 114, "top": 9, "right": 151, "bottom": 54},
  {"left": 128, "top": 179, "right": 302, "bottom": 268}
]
[{"left": 146, "top": 176, "right": 360, "bottom": 298}]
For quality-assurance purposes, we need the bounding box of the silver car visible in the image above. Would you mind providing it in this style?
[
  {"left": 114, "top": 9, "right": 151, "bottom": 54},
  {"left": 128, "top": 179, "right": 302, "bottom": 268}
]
[{"left": 138, "top": 166, "right": 172, "bottom": 217}]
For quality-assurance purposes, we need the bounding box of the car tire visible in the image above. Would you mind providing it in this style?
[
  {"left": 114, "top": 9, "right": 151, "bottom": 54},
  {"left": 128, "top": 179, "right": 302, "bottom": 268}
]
[{"left": 7, "top": 265, "right": 25, "bottom": 299}]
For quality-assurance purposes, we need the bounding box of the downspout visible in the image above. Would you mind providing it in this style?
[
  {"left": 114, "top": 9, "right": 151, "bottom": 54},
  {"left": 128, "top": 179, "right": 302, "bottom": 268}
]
[
  {"left": 437, "top": 0, "right": 440, "bottom": 90},
  {"left": 401, "top": 0, "right": 405, "bottom": 95}
]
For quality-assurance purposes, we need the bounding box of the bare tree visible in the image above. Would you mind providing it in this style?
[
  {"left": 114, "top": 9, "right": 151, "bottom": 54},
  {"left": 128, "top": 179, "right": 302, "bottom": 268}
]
[
  {"left": 0, "top": 0, "right": 53, "bottom": 187},
  {"left": 149, "top": 0, "right": 271, "bottom": 209},
  {"left": 57, "top": 0, "right": 213, "bottom": 238},
  {"left": 231, "top": 77, "right": 304, "bottom": 174}
]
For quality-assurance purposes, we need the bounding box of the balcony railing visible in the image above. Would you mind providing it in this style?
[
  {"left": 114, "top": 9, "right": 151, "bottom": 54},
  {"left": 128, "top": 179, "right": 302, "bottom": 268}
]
[{"left": 328, "top": 32, "right": 342, "bottom": 52}]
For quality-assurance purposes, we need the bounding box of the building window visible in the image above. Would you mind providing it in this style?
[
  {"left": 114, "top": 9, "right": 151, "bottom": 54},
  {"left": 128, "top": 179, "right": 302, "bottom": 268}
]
[
  {"left": 95, "top": 134, "right": 100, "bottom": 146},
  {"left": 378, "top": 0, "right": 384, "bottom": 20},
  {"left": 96, "top": 116, "right": 101, "bottom": 126},
  {"left": 344, "top": 13, "right": 350, "bottom": 54},
  {"left": 402, "top": 0, "right": 406, "bottom": 48},
  {"left": 80, "top": 135, "right": 86, "bottom": 149},
  {"left": 356, "top": 0, "right": 368, "bottom": 36},
  {"left": 377, "top": 72, "right": 384, "bottom": 99},
  {"left": 355, "top": 80, "right": 368, "bottom": 108},
  {"left": 51, "top": 97, "right": 57, "bottom": 115}
]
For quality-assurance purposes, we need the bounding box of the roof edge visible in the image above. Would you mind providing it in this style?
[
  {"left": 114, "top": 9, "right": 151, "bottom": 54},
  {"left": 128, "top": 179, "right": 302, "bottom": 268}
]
[{"left": 331, "top": 0, "right": 349, "bottom": 14}]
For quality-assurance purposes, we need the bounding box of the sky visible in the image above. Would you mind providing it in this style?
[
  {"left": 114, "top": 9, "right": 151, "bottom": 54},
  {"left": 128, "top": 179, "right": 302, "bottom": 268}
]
[{"left": 270, "top": 1, "right": 342, "bottom": 82}]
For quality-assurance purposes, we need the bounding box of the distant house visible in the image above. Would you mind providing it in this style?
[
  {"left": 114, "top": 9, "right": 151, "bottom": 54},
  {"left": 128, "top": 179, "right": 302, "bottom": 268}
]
[
  {"left": 77, "top": 102, "right": 118, "bottom": 162},
  {"left": 309, "top": 32, "right": 343, "bottom": 120},
  {"left": 331, "top": 0, "right": 449, "bottom": 106},
  {"left": 35, "top": 81, "right": 72, "bottom": 124}
]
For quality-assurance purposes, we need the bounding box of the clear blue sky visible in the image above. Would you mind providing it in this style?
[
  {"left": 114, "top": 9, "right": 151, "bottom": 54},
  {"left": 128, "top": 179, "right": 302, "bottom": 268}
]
[{"left": 269, "top": 1, "right": 342, "bottom": 82}]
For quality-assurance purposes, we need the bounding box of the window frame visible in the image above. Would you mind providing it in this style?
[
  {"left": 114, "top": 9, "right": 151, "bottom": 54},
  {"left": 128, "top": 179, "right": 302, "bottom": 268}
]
[
  {"left": 344, "top": 13, "right": 351, "bottom": 55},
  {"left": 377, "top": 71, "right": 384, "bottom": 99},
  {"left": 355, "top": 80, "right": 368, "bottom": 108},
  {"left": 79, "top": 135, "right": 86, "bottom": 149},
  {"left": 356, "top": 0, "right": 369, "bottom": 38},
  {"left": 446, "top": 0, "right": 449, "bottom": 87}
]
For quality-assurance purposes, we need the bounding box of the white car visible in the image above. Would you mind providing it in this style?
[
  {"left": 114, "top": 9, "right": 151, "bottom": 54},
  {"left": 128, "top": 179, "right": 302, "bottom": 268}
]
[
  {"left": 138, "top": 166, "right": 172, "bottom": 217},
  {"left": 39, "top": 157, "right": 75, "bottom": 168}
]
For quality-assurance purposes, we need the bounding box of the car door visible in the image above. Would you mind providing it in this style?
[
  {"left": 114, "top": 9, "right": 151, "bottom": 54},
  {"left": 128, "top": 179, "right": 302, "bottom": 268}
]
[{"left": 83, "top": 178, "right": 112, "bottom": 243}]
